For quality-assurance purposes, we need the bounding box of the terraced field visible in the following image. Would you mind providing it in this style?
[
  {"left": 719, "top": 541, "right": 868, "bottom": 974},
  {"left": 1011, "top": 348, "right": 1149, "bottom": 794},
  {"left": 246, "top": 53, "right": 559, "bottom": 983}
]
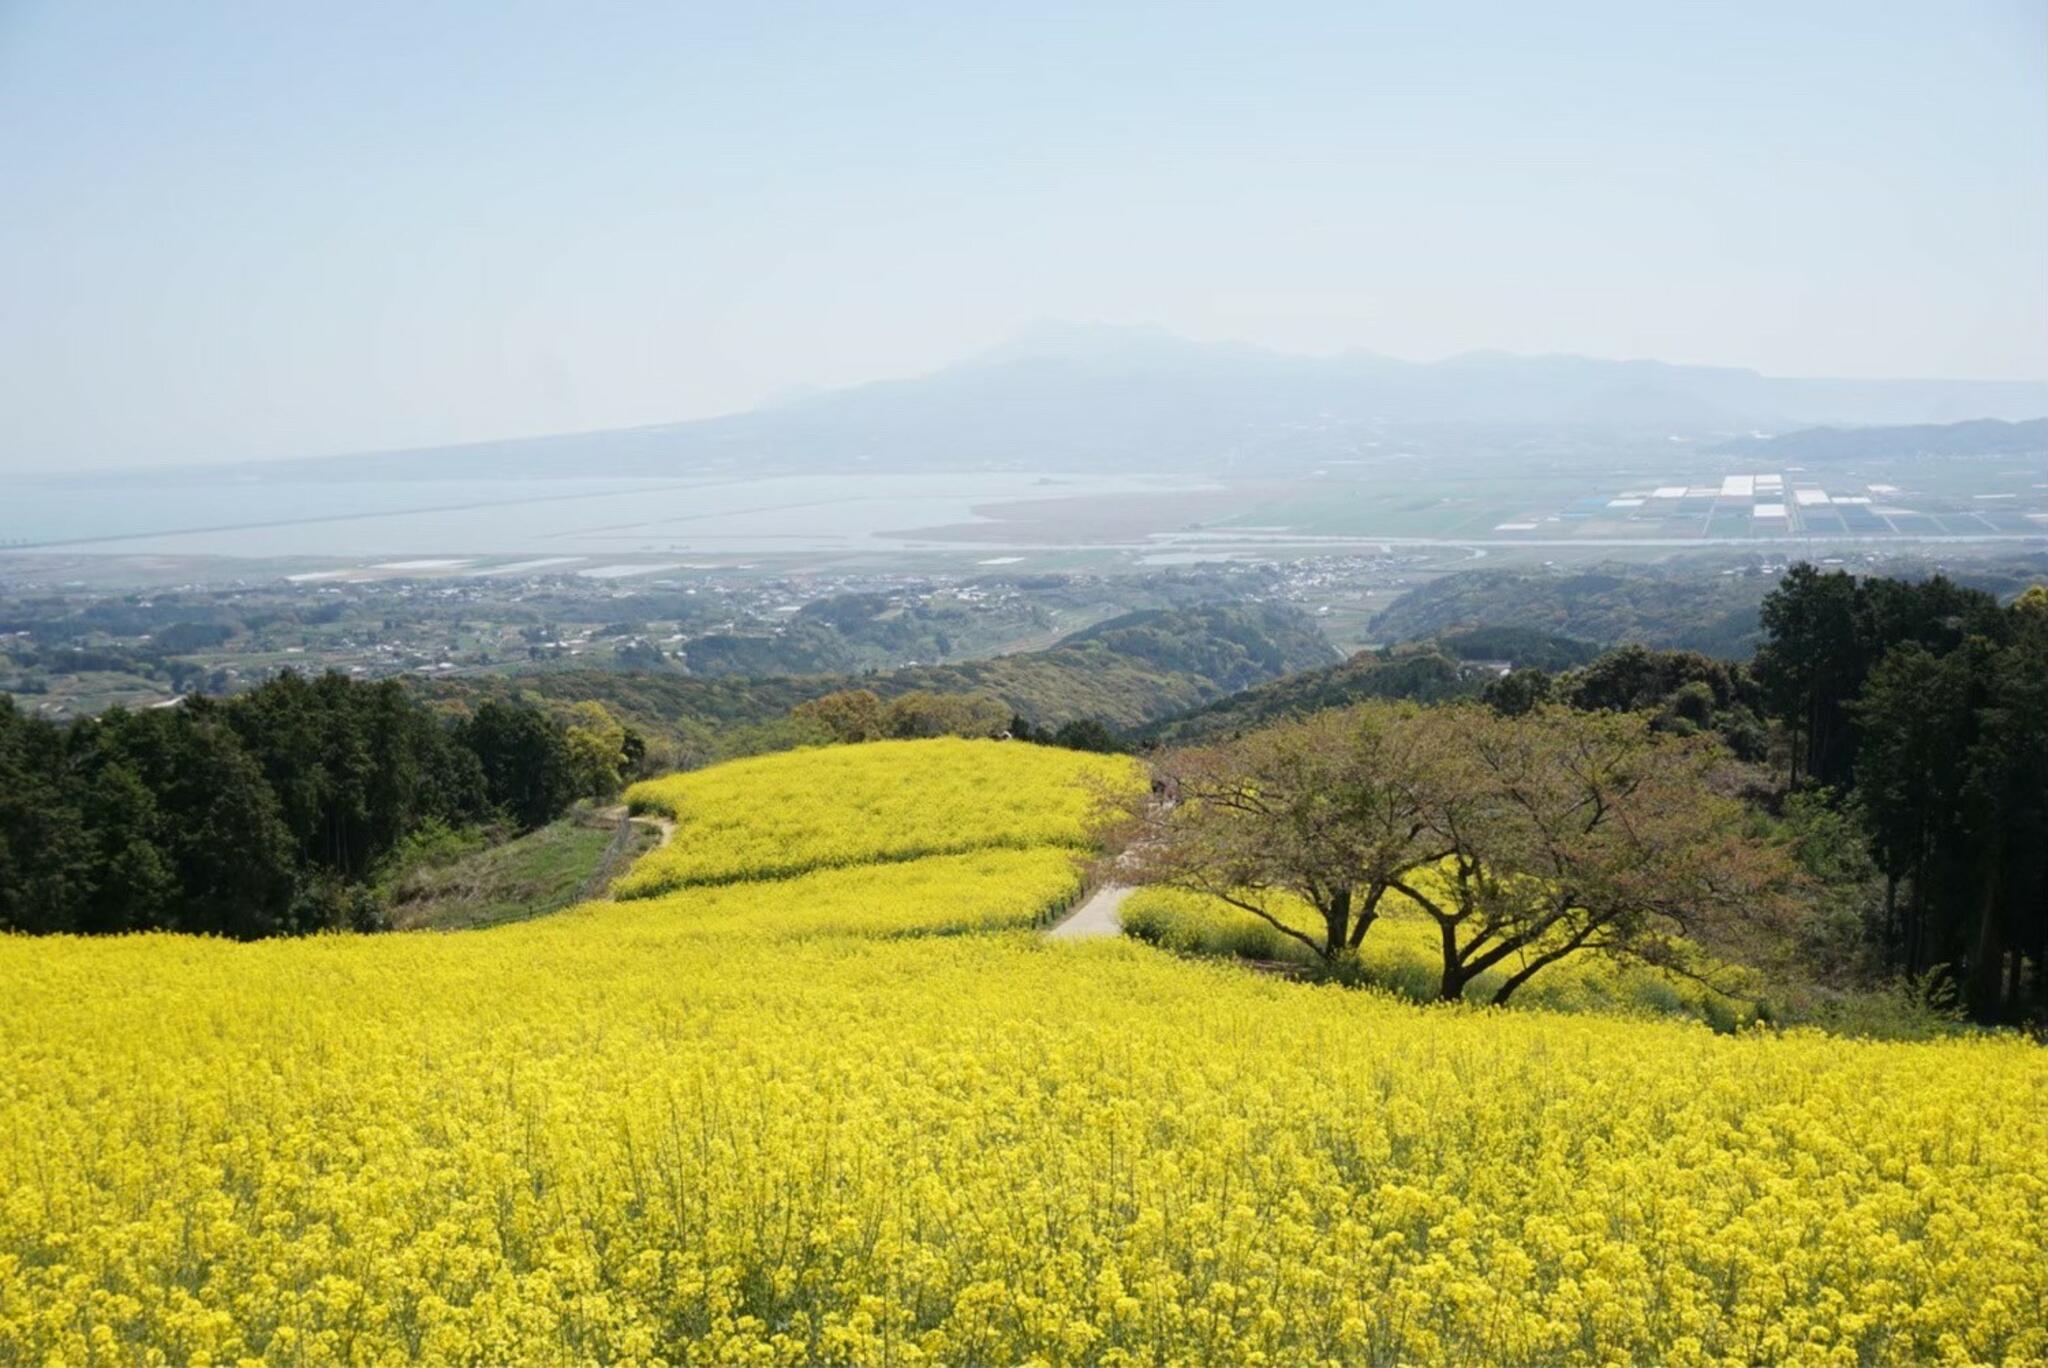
[
  {"left": 3, "top": 740, "right": 2044, "bottom": 1365},
  {"left": 617, "top": 737, "right": 1146, "bottom": 894}
]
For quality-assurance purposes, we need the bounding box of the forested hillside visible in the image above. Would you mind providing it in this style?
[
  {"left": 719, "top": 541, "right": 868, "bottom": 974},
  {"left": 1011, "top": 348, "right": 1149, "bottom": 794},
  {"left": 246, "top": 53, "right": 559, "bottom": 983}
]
[
  {"left": 1434, "top": 625, "right": 1604, "bottom": 671},
  {"left": 0, "top": 675, "right": 639, "bottom": 937},
  {"left": 1371, "top": 557, "right": 2048, "bottom": 658},
  {"left": 898, "top": 603, "right": 1335, "bottom": 725},
  {"left": 1751, "top": 569, "right": 2048, "bottom": 1016},
  {"left": 1125, "top": 565, "right": 2048, "bottom": 1023},
  {"left": 1130, "top": 627, "right": 1603, "bottom": 746},
  {"left": 423, "top": 602, "right": 1336, "bottom": 760},
  {"left": 1132, "top": 648, "right": 1477, "bottom": 745},
  {"left": 1710, "top": 416, "right": 2048, "bottom": 461},
  {"left": 1369, "top": 565, "right": 1779, "bottom": 656}
]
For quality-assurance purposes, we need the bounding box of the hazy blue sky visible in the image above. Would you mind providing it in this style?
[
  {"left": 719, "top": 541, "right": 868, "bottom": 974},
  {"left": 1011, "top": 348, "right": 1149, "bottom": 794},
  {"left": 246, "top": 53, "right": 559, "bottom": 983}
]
[{"left": 3, "top": 1, "right": 2044, "bottom": 472}]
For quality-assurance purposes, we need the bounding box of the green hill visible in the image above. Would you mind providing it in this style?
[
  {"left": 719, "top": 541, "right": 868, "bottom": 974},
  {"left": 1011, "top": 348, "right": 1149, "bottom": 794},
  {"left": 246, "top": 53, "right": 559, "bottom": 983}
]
[
  {"left": 1372, "top": 559, "right": 2048, "bottom": 660},
  {"left": 1132, "top": 648, "right": 1479, "bottom": 746},
  {"left": 1709, "top": 416, "right": 2048, "bottom": 462},
  {"left": 1370, "top": 566, "right": 1779, "bottom": 658},
  {"left": 420, "top": 602, "right": 1338, "bottom": 759}
]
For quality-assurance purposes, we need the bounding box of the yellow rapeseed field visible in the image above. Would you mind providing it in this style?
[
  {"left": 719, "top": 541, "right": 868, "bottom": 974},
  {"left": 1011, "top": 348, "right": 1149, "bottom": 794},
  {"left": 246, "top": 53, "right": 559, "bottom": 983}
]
[
  {"left": 613, "top": 845, "right": 1088, "bottom": 941},
  {"left": 617, "top": 737, "right": 1147, "bottom": 896},
  {"left": 3, "top": 738, "right": 2045, "bottom": 1366}
]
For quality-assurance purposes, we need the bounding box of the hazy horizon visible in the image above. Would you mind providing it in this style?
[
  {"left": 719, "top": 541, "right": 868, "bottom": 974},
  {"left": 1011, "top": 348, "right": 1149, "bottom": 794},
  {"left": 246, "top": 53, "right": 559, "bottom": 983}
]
[
  {"left": 10, "top": 320, "right": 2048, "bottom": 482},
  {"left": 4, "top": 1, "right": 2046, "bottom": 473}
]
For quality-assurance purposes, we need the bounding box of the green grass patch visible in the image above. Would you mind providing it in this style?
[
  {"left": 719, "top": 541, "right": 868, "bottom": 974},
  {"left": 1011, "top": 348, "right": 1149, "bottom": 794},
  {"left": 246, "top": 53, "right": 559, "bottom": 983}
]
[{"left": 383, "top": 813, "right": 659, "bottom": 931}]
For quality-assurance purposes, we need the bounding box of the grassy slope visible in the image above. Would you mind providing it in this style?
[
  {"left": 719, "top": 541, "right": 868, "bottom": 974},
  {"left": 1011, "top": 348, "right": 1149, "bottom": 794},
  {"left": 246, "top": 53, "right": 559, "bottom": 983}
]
[{"left": 385, "top": 814, "right": 659, "bottom": 931}]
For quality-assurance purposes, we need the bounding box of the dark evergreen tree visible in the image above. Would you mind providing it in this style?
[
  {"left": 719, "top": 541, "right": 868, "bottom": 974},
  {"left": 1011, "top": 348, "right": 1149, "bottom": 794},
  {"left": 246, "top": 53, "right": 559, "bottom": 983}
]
[
  {"left": 0, "top": 673, "right": 567, "bottom": 940},
  {"left": 459, "top": 699, "right": 578, "bottom": 831}
]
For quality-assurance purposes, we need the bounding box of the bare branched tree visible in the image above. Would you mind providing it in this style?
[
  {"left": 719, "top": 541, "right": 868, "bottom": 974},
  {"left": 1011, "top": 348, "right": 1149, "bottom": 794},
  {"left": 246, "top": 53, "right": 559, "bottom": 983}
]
[
  {"left": 1394, "top": 705, "right": 1803, "bottom": 1003},
  {"left": 1133, "top": 701, "right": 1805, "bottom": 1002},
  {"left": 1129, "top": 705, "right": 1455, "bottom": 961}
]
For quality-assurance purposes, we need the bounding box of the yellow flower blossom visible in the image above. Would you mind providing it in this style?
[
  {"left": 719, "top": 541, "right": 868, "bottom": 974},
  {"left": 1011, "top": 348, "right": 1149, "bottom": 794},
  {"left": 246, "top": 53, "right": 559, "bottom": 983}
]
[{"left": 0, "top": 739, "right": 2041, "bottom": 1365}]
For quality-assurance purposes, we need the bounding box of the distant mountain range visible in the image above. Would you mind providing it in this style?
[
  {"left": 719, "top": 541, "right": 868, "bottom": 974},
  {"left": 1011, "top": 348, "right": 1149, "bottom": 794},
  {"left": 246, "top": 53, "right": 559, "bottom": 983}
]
[
  {"left": 1709, "top": 417, "right": 2048, "bottom": 462},
  {"left": 208, "top": 323, "right": 2048, "bottom": 481}
]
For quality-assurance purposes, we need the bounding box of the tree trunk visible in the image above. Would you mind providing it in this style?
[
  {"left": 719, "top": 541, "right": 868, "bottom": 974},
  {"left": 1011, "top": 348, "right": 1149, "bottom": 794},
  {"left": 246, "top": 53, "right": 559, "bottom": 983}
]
[
  {"left": 1906, "top": 862, "right": 1926, "bottom": 976},
  {"left": 1883, "top": 872, "right": 1899, "bottom": 964},
  {"left": 1787, "top": 694, "right": 1807, "bottom": 787},
  {"left": 1969, "top": 850, "right": 2004, "bottom": 1018},
  {"left": 1322, "top": 885, "right": 1352, "bottom": 959},
  {"left": 2034, "top": 901, "right": 2047, "bottom": 1015},
  {"left": 1491, "top": 958, "right": 1548, "bottom": 1007},
  {"left": 1436, "top": 919, "right": 1465, "bottom": 1001},
  {"left": 1806, "top": 688, "right": 1825, "bottom": 784},
  {"left": 1346, "top": 884, "right": 1386, "bottom": 950}
]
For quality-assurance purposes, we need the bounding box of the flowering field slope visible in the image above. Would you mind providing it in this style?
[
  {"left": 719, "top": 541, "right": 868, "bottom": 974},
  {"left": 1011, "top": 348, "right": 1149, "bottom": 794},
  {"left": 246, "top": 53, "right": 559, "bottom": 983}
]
[
  {"left": 2, "top": 740, "right": 2045, "bottom": 1366},
  {"left": 618, "top": 737, "right": 1146, "bottom": 895}
]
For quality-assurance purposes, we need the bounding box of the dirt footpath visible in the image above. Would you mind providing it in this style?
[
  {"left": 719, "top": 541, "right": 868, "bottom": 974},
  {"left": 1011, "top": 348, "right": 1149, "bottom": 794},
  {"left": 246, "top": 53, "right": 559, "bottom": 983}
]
[{"left": 1047, "top": 884, "right": 1134, "bottom": 940}]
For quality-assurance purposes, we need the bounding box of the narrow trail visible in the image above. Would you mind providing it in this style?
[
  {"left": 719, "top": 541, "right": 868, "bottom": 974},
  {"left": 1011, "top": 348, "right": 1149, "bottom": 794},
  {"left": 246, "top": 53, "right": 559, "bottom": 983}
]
[
  {"left": 581, "top": 806, "right": 676, "bottom": 901},
  {"left": 1047, "top": 794, "right": 1172, "bottom": 941},
  {"left": 597, "top": 805, "right": 676, "bottom": 848},
  {"left": 1047, "top": 884, "right": 1135, "bottom": 940}
]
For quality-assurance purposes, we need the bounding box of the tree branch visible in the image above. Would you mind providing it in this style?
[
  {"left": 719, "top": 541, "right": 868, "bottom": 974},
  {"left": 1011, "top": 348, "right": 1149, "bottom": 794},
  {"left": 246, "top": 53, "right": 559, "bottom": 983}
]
[
  {"left": 1206, "top": 888, "right": 1330, "bottom": 961},
  {"left": 1489, "top": 916, "right": 1606, "bottom": 1005}
]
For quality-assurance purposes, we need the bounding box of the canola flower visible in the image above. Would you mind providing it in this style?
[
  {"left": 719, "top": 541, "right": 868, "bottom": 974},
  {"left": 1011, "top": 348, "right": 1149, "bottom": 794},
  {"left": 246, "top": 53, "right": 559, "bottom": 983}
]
[
  {"left": 617, "top": 737, "right": 1147, "bottom": 896},
  {"left": 1, "top": 738, "right": 2044, "bottom": 1366},
  {"left": 610, "top": 845, "right": 1087, "bottom": 942}
]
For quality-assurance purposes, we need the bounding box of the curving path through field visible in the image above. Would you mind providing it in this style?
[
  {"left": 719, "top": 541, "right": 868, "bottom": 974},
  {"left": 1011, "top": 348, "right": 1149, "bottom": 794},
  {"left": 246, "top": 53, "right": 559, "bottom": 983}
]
[
  {"left": 1047, "top": 883, "right": 1134, "bottom": 940},
  {"left": 597, "top": 804, "right": 676, "bottom": 848}
]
